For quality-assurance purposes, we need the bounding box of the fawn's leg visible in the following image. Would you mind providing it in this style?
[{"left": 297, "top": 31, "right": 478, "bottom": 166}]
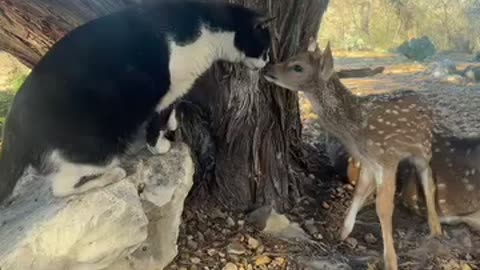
[
  {"left": 375, "top": 166, "right": 398, "bottom": 270},
  {"left": 341, "top": 164, "right": 375, "bottom": 240},
  {"left": 413, "top": 159, "right": 443, "bottom": 237}
]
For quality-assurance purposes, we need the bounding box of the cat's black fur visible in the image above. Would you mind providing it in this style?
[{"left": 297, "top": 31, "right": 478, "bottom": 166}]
[{"left": 0, "top": 1, "right": 271, "bottom": 202}]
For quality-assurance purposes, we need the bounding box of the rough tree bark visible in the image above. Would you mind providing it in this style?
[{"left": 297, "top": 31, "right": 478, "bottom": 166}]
[{"left": 0, "top": 0, "right": 329, "bottom": 211}]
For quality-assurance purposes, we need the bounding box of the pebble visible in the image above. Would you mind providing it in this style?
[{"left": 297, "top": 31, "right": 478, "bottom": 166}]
[
  {"left": 322, "top": 202, "right": 330, "bottom": 209},
  {"left": 256, "top": 244, "right": 265, "bottom": 254},
  {"left": 345, "top": 184, "right": 354, "bottom": 191},
  {"left": 364, "top": 233, "right": 378, "bottom": 244},
  {"left": 272, "top": 257, "right": 286, "bottom": 266},
  {"left": 187, "top": 239, "right": 199, "bottom": 250},
  {"left": 206, "top": 248, "right": 216, "bottom": 256},
  {"left": 238, "top": 220, "right": 245, "bottom": 226},
  {"left": 247, "top": 236, "right": 261, "bottom": 250},
  {"left": 357, "top": 244, "right": 367, "bottom": 251},
  {"left": 345, "top": 237, "right": 358, "bottom": 248},
  {"left": 226, "top": 217, "right": 236, "bottom": 227},
  {"left": 190, "top": 257, "right": 201, "bottom": 264},
  {"left": 223, "top": 263, "right": 238, "bottom": 270},
  {"left": 227, "top": 241, "right": 247, "bottom": 255},
  {"left": 255, "top": 255, "right": 272, "bottom": 266}
]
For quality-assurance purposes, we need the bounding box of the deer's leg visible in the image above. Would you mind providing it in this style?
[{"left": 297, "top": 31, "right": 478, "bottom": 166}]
[
  {"left": 341, "top": 164, "right": 375, "bottom": 240},
  {"left": 375, "top": 166, "right": 398, "bottom": 270},
  {"left": 415, "top": 161, "right": 443, "bottom": 237}
]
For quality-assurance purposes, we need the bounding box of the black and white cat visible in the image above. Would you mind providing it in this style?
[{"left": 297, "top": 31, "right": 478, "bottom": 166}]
[{"left": 0, "top": 1, "right": 271, "bottom": 202}]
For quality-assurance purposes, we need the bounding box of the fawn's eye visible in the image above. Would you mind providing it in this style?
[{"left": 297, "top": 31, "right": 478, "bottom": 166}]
[{"left": 292, "top": 65, "right": 303, "bottom": 72}]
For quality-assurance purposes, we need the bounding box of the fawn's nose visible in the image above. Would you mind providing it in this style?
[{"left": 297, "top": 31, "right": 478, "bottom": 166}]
[{"left": 262, "top": 64, "right": 277, "bottom": 80}]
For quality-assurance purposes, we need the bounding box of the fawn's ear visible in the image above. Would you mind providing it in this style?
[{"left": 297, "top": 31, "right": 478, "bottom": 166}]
[{"left": 319, "top": 42, "right": 334, "bottom": 80}]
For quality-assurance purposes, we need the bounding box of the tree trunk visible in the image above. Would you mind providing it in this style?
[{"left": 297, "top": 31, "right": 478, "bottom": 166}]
[{"left": 0, "top": 0, "right": 329, "bottom": 211}]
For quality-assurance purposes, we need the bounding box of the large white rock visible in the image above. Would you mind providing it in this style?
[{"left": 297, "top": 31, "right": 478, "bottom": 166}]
[{"left": 0, "top": 143, "right": 194, "bottom": 270}]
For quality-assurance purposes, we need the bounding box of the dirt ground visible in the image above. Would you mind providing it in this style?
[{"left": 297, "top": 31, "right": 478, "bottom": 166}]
[{"left": 168, "top": 52, "right": 480, "bottom": 270}]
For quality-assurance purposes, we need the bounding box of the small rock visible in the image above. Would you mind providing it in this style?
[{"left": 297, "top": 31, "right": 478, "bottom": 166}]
[
  {"left": 304, "top": 220, "right": 319, "bottom": 235},
  {"left": 364, "top": 233, "right": 378, "bottom": 244},
  {"left": 357, "top": 244, "right": 367, "bottom": 251},
  {"left": 190, "top": 257, "right": 201, "bottom": 264},
  {"left": 187, "top": 239, "right": 199, "bottom": 250},
  {"left": 196, "top": 231, "right": 206, "bottom": 243},
  {"left": 207, "top": 248, "right": 216, "bottom": 256},
  {"left": 227, "top": 241, "right": 246, "bottom": 255},
  {"left": 256, "top": 244, "right": 265, "bottom": 254},
  {"left": 223, "top": 263, "right": 238, "bottom": 270},
  {"left": 345, "top": 184, "right": 354, "bottom": 191},
  {"left": 314, "top": 233, "right": 324, "bottom": 240},
  {"left": 226, "top": 217, "right": 236, "bottom": 227},
  {"left": 255, "top": 255, "right": 272, "bottom": 266},
  {"left": 309, "top": 174, "right": 315, "bottom": 179},
  {"left": 345, "top": 237, "right": 358, "bottom": 248},
  {"left": 247, "top": 236, "right": 261, "bottom": 250},
  {"left": 322, "top": 202, "right": 330, "bottom": 209},
  {"left": 272, "top": 257, "right": 286, "bottom": 266},
  {"left": 219, "top": 252, "right": 226, "bottom": 258},
  {"left": 212, "top": 209, "right": 227, "bottom": 219},
  {"left": 238, "top": 220, "right": 245, "bottom": 226}
]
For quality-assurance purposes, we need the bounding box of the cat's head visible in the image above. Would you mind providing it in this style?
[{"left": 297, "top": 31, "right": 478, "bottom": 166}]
[{"left": 228, "top": 6, "right": 273, "bottom": 70}]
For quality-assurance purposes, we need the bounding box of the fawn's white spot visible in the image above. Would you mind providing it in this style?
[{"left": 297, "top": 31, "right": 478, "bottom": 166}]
[
  {"left": 369, "top": 125, "right": 376, "bottom": 130},
  {"left": 437, "top": 183, "right": 446, "bottom": 189},
  {"left": 462, "top": 178, "right": 470, "bottom": 184},
  {"left": 466, "top": 184, "right": 475, "bottom": 191},
  {"left": 398, "top": 118, "right": 407, "bottom": 122},
  {"left": 377, "top": 118, "right": 384, "bottom": 123},
  {"left": 439, "top": 199, "right": 447, "bottom": 204},
  {"left": 401, "top": 109, "right": 410, "bottom": 113}
]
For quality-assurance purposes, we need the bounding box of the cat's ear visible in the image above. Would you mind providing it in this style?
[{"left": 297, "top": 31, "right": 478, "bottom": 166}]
[{"left": 254, "top": 15, "right": 276, "bottom": 29}]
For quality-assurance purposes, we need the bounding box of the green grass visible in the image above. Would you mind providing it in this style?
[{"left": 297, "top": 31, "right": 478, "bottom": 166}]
[
  {"left": 0, "top": 73, "right": 27, "bottom": 135},
  {"left": 8, "top": 73, "right": 27, "bottom": 92}
]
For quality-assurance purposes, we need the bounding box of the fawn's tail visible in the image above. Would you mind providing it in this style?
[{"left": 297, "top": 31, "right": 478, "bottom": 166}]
[{"left": 0, "top": 133, "right": 30, "bottom": 203}]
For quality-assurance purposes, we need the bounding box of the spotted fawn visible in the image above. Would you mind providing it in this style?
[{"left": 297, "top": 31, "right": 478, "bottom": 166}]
[{"left": 263, "top": 39, "right": 442, "bottom": 270}]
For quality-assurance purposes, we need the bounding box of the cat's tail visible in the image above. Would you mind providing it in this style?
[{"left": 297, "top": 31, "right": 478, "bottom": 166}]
[{"left": 0, "top": 131, "right": 30, "bottom": 204}]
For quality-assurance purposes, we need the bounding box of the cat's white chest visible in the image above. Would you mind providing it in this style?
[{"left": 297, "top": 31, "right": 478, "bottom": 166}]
[{"left": 156, "top": 28, "right": 236, "bottom": 111}]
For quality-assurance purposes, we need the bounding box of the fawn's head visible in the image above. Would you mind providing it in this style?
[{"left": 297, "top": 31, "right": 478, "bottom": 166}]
[{"left": 263, "top": 38, "right": 334, "bottom": 92}]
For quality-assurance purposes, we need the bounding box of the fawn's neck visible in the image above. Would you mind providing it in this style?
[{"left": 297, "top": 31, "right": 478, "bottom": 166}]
[{"left": 304, "top": 75, "right": 365, "bottom": 155}]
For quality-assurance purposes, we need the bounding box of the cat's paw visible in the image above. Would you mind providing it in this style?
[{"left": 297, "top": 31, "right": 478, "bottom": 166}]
[{"left": 147, "top": 137, "right": 172, "bottom": 155}]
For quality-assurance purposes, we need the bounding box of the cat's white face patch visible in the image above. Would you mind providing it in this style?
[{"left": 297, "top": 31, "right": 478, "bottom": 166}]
[{"left": 243, "top": 56, "right": 268, "bottom": 70}]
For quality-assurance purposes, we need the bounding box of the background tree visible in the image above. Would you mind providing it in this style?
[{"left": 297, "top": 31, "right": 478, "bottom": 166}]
[{"left": 0, "top": 0, "right": 330, "bottom": 211}]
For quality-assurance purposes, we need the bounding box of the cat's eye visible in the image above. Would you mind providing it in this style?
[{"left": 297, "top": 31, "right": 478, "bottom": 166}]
[{"left": 292, "top": 65, "right": 303, "bottom": 72}]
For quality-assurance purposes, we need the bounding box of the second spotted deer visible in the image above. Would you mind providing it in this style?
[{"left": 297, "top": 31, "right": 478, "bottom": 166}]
[{"left": 263, "top": 39, "right": 442, "bottom": 270}]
